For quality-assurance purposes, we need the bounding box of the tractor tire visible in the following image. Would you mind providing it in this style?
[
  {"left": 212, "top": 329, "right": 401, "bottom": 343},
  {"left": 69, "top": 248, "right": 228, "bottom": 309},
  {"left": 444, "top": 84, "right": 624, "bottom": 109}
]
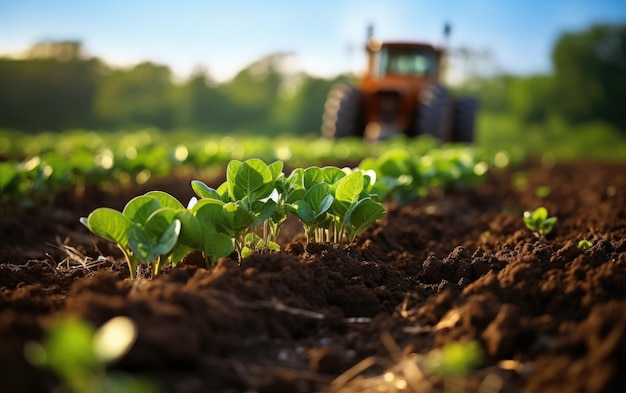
[
  {"left": 415, "top": 85, "right": 450, "bottom": 140},
  {"left": 452, "top": 96, "right": 478, "bottom": 143},
  {"left": 321, "top": 83, "right": 365, "bottom": 138}
]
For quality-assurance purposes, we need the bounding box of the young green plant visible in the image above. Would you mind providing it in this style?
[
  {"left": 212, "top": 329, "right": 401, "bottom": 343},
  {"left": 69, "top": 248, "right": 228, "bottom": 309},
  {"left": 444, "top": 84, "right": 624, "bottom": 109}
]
[
  {"left": 80, "top": 191, "right": 184, "bottom": 278},
  {"left": 523, "top": 207, "right": 557, "bottom": 238},
  {"left": 24, "top": 316, "right": 158, "bottom": 393}
]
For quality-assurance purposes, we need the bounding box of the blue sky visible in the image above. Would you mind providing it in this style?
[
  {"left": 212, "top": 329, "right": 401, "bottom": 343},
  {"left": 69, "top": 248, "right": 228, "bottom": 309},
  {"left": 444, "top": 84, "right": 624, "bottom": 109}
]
[{"left": 1, "top": 0, "right": 625, "bottom": 82}]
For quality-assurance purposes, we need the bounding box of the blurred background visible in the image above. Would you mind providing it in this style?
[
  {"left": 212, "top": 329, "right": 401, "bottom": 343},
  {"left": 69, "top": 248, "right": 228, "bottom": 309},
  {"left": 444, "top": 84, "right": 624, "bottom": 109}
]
[{"left": 0, "top": 0, "right": 625, "bottom": 151}]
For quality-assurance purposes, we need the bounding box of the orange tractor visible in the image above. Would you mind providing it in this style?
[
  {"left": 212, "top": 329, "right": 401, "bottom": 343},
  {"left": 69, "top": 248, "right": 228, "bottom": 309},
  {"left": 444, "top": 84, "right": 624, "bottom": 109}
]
[{"left": 322, "top": 25, "right": 477, "bottom": 142}]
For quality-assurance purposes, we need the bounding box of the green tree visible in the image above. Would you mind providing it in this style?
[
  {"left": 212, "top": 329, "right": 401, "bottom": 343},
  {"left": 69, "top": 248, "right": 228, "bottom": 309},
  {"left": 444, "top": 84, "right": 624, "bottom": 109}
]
[
  {"left": 219, "top": 52, "right": 294, "bottom": 134},
  {"left": 552, "top": 23, "right": 626, "bottom": 130},
  {"left": 176, "top": 67, "right": 234, "bottom": 131},
  {"left": 508, "top": 74, "right": 558, "bottom": 123},
  {"left": 95, "top": 62, "right": 176, "bottom": 129},
  {"left": 0, "top": 41, "right": 98, "bottom": 131}
]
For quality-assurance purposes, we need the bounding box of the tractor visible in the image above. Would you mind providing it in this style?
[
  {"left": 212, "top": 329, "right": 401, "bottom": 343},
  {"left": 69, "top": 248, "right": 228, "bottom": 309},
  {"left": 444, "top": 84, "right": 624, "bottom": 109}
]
[{"left": 321, "top": 25, "right": 477, "bottom": 142}]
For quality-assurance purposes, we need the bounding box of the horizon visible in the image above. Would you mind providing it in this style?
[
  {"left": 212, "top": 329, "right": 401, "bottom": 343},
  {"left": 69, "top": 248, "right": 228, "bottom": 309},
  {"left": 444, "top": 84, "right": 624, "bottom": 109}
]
[{"left": 1, "top": 0, "right": 626, "bottom": 83}]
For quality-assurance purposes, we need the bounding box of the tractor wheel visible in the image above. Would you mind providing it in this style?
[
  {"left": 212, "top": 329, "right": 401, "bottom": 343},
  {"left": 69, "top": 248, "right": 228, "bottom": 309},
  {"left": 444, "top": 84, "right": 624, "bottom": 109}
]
[
  {"left": 321, "top": 83, "right": 365, "bottom": 138},
  {"left": 452, "top": 96, "right": 478, "bottom": 143},
  {"left": 415, "top": 85, "right": 450, "bottom": 139}
]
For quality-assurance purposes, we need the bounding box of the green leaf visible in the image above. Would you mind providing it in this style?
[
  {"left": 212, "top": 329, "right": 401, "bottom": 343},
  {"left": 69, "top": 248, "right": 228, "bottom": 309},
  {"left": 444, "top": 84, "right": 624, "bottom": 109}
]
[
  {"left": 533, "top": 207, "right": 548, "bottom": 221},
  {"left": 220, "top": 202, "right": 254, "bottom": 235},
  {"left": 145, "top": 191, "right": 184, "bottom": 209},
  {"left": 379, "top": 149, "right": 412, "bottom": 178},
  {"left": 194, "top": 199, "right": 225, "bottom": 233},
  {"left": 128, "top": 219, "right": 180, "bottom": 263},
  {"left": 287, "top": 168, "right": 305, "bottom": 190},
  {"left": 122, "top": 195, "right": 161, "bottom": 225},
  {"left": 191, "top": 180, "right": 221, "bottom": 200},
  {"left": 203, "top": 233, "right": 234, "bottom": 263},
  {"left": 174, "top": 209, "right": 203, "bottom": 249},
  {"left": 267, "top": 241, "right": 281, "bottom": 252},
  {"left": 335, "top": 171, "right": 364, "bottom": 205},
  {"left": 268, "top": 160, "right": 284, "bottom": 180},
  {"left": 333, "top": 170, "right": 364, "bottom": 216},
  {"left": 345, "top": 198, "right": 386, "bottom": 241},
  {"left": 170, "top": 244, "right": 193, "bottom": 266},
  {"left": 226, "top": 159, "right": 242, "bottom": 200},
  {"left": 305, "top": 183, "right": 334, "bottom": 216},
  {"left": 0, "top": 162, "right": 17, "bottom": 191},
  {"left": 321, "top": 166, "right": 346, "bottom": 184},
  {"left": 251, "top": 199, "right": 277, "bottom": 226},
  {"left": 292, "top": 200, "right": 315, "bottom": 223},
  {"left": 40, "top": 317, "right": 98, "bottom": 382},
  {"left": 303, "top": 166, "right": 324, "bottom": 190},
  {"left": 235, "top": 158, "right": 274, "bottom": 201},
  {"left": 85, "top": 208, "right": 132, "bottom": 248}
]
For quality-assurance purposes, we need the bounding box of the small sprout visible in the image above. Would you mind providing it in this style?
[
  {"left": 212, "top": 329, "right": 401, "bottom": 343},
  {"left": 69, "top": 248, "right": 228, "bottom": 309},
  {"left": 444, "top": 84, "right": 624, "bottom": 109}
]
[
  {"left": 424, "top": 339, "right": 483, "bottom": 378},
  {"left": 24, "top": 316, "right": 158, "bottom": 393},
  {"left": 578, "top": 239, "right": 593, "bottom": 250},
  {"left": 534, "top": 185, "right": 551, "bottom": 198},
  {"left": 523, "top": 207, "right": 557, "bottom": 238}
]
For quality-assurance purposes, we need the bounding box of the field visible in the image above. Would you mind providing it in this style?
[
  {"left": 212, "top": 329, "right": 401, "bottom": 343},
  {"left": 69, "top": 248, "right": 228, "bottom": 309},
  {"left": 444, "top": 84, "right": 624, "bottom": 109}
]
[{"left": 1, "top": 131, "right": 626, "bottom": 393}]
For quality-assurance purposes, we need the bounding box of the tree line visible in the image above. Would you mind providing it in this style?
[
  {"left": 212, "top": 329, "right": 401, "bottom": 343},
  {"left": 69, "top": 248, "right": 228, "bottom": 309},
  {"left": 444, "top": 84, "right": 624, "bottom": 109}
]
[
  {"left": 0, "top": 22, "right": 624, "bottom": 134},
  {"left": 459, "top": 23, "right": 626, "bottom": 132},
  {"left": 0, "top": 43, "right": 345, "bottom": 135}
]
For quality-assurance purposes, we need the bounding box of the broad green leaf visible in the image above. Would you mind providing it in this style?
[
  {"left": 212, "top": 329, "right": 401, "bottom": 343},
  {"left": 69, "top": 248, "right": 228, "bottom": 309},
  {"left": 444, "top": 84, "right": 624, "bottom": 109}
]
[
  {"left": 215, "top": 182, "right": 230, "bottom": 201},
  {"left": 234, "top": 159, "right": 274, "bottom": 201},
  {"left": 145, "top": 191, "right": 184, "bottom": 209},
  {"left": 170, "top": 244, "right": 193, "bottom": 266},
  {"left": 157, "top": 219, "right": 181, "bottom": 255},
  {"left": 285, "top": 188, "right": 305, "bottom": 204},
  {"left": 226, "top": 160, "right": 243, "bottom": 200},
  {"left": 345, "top": 198, "right": 386, "bottom": 240},
  {"left": 220, "top": 202, "right": 254, "bottom": 234},
  {"left": 335, "top": 171, "right": 364, "bottom": 205},
  {"left": 378, "top": 149, "right": 412, "bottom": 177},
  {"left": 126, "top": 224, "right": 151, "bottom": 262},
  {"left": 122, "top": 195, "right": 161, "bottom": 225},
  {"left": 194, "top": 199, "right": 225, "bottom": 233},
  {"left": 303, "top": 166, "right": 324, "bottom": 190},
  {"left": 128, "top": 219, "right": 180, "bottom": 263},
  {"left": 533, "top": 207, "right": 548, "bottom": 221},
  {"left": 304, "top": 183, "right": 334, "bottom": 216},
  {"left": 333, "top": 171, "right": 364, "bottom": 216},
  {"left": 84, "top": 208, "right": 132, "bottom": 248},
  {"left": 321, "top": 166, "right": 346, "bottom": 184},
  {"left": 203, "top": 233, "right": 234, "bottom": 263},
  {"left": 40, "top": 317, "right": 97, "bottom": 380},
  {"left": 267, "top": 241, "right": 281, "bottom": 252},
  {"left": 175, "top": 209, "right": 203, "bottom": 249},
  {"left": 268, "top": 160, "right": 284, "bottom": 180},
  {"left": 291, "top": 200, "right": 315, "bottom": 223},
  {"left": 191, "top": 180, "right": 221, "bottom": 200},
  {"left": 251, "top": 199, "right": 277, "bottom": 226},
  {"left": 0, "top": 162, "right": 17, "bottom": 191},
  {"left": 287, "top": 168, "right": 305, "bottom": 190}
]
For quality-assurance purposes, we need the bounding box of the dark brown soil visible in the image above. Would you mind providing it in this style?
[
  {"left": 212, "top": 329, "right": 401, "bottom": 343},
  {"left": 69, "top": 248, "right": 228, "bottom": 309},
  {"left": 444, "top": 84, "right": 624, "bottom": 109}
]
[{"left": 1, "top": 160, "right": 626, "bottom": 393}]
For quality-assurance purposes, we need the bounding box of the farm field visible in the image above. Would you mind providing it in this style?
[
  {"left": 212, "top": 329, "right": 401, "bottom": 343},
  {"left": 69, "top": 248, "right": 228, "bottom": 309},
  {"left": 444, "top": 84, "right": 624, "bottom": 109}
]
[{"left": 1, "top": 133, "right": 626, "bottom": 392}]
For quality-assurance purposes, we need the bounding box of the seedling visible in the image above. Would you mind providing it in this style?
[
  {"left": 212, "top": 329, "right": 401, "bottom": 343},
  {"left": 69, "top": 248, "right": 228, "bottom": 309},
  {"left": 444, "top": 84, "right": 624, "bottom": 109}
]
[
  {"left": 523, "top": 207, "right": 557, "bottom": 238},
  {"left": 534, "top": 185, "right": 551, "bottom": 198},
  {"left": 424, "top": 339, "right": 483, "bottom": 378},
  {"left": 81, "top": 193, "right": 183, "bottom": 278},
  {"left": 289, "top": 167, "right": 386, "bottom": 243},
  {"left": 577, "top": 239, "right": 593, "bottom": 250},
  {"left": 24, "top": 316, "right": 158, "bottom": 393}
]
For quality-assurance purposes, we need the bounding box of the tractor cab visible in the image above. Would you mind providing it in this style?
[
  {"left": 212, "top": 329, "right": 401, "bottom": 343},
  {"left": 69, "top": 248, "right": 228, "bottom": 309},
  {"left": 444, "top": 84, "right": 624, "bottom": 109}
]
[
  {"left": 361, "top": 41, "right": 444, "bottom": 140},
  {"left": 321, "top": 25, "right": 476, "bottom": 143}
]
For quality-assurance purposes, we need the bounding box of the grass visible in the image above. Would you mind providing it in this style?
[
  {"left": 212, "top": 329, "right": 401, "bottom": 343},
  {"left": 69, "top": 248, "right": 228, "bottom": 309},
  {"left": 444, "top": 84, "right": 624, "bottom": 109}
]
[{"left": 477, "top": 113, "right": 626, "bottom": 163}]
